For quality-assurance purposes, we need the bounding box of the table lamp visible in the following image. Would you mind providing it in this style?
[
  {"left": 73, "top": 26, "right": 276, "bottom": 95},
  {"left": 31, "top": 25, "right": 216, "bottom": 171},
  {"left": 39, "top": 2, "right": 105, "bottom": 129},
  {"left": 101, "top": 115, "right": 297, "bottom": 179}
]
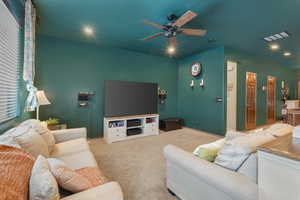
[{"left": 36, "top": 90, "right": 51, "bottom": 120}]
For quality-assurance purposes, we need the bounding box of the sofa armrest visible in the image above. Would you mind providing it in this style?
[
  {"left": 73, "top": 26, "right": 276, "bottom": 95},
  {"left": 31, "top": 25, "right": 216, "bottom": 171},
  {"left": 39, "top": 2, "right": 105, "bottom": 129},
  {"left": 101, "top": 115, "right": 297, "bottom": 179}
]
[
  {"left": 61, "top": 182, "right": 123, "bottom": 200},
  {"left": 51, "top": 128, "right": 87, "bottom": 143},
  {"left": 164, "top": 145, "right": 258, "bottom": 200}
]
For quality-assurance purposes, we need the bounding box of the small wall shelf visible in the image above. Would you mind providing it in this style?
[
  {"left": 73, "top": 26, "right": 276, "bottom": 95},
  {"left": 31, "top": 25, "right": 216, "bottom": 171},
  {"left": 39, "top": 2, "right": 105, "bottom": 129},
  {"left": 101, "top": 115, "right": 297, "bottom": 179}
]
[{"left": 104, "top": 114, "right": 159, "bottom": 143}]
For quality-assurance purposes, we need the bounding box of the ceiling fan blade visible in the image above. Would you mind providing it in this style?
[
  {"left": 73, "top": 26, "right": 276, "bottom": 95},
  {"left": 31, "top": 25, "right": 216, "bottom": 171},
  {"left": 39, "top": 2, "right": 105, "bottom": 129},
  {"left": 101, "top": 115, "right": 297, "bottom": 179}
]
[
  {"left": 172, "top": 10, "right": 197, "bottom": 27},
  {"left": 142, "top": 32, "right": 163, "bottom": 40},
  {"left": 180, "top": 28, "right": 207, "bottom": 36},
  {"left": 169, "top": 37, "right": 177, "bottom": 47},
  {"left": 142, "top": 20, "right": 166, "bottom": 29}
]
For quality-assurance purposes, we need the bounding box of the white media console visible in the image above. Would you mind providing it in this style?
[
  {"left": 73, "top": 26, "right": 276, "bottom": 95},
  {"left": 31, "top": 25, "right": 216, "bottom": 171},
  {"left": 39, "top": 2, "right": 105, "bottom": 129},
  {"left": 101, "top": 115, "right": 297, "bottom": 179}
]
[{"left": 104, "top": 114, "right": 159, "bottom": 143}]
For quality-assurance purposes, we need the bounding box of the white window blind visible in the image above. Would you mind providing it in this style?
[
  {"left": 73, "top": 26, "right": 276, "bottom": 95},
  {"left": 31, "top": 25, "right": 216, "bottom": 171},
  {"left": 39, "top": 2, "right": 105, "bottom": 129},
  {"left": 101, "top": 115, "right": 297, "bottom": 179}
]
[{"left": 0, "top": 0, "right": 20, "bottom": 123}]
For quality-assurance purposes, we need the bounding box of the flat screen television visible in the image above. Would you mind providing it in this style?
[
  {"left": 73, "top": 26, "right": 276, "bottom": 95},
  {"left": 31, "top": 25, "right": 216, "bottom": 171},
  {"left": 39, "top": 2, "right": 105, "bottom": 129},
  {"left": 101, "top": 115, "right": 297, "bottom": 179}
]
[{"left": 104, "top": 80, "right": 158, "bottom": 117}]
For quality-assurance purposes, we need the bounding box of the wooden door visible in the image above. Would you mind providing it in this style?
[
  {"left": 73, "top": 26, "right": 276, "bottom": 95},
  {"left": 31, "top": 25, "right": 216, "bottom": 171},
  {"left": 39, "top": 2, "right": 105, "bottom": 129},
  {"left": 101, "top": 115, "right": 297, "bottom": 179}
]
[
  {"left": 245, "top": 72, "right": 257, "bottom": 130},
  {"left": 298, "top": 81, "right": 300, "bottom": 101},
  {"left": 267, "top": 76, "right": 276, "bottom": 124}
]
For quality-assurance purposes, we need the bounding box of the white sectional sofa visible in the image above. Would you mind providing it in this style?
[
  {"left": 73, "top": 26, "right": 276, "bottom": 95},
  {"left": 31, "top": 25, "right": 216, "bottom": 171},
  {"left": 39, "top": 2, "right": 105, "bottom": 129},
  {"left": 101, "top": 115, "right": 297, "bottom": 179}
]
[
  {"left": 164, "top": 144, "right": 258, "bottom": 200},
  {"left": 50, "top": 128, "right": 123, "bottom": 200},
  {"left": 0, "top": 120, "right": 123, "bottom": 200},
  {"left": 164, "top": 123, "right": 294, "bottom": 200}
]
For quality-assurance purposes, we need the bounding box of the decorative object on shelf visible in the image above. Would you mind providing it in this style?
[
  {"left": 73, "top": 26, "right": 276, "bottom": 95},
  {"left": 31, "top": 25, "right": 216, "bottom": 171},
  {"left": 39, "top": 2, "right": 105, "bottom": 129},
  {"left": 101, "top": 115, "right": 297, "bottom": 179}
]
[
  {"left": 190, "top": 62, "right": 202, "bottom": 77},
  {"left": 36, "top": 90, "right": 51, "bottom": 120},
  {"left": 78, "top": 92, "right": 95, "bottom": 107},
  {"left": 199, "top": 79, "right": 204, "bottom": 87},
  {"left": 158, "top": 87, "right": 167, "bottom": 104},
  {"left": 281, "top": 83, "right": 290, "bottom": 103},
  {"left": 190, "top": 80, "right": 195, "bottom": 88}
]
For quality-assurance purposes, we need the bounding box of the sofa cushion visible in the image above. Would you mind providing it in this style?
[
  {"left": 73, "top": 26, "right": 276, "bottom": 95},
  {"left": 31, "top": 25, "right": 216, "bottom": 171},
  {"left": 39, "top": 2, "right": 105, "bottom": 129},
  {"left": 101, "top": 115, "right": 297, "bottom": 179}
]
[
  {"left": 76, "top": 167, "right": 108, "bottom": 187},
  {"left": 214, "top": 132, "right": 275, "bottom": 171},
  {"left": 55, "top": 150, "right": 98, "bottom": 170},
  {"left": 51, "top": 138, "right": 90, "bottom": 158},
  {"left": 60, "top": 182, "right": 123, "bottom": 200},
  {"left": 30, "top": 156, "right": 60, "bottom": 200},
  {"left": 20, "top": 120, "right": 56, "bottom": 153},
  {"left": 237, "top": 153, "right": 257, "bottom": 183},
  {"left": 47, "top": 158, "right": 92, "bottom": 193},
  {"left": 0, "top": 145, "right": 35, "bottom": 200},
  {"left": 15, "top": 128, "right": 49, "bottom": 158}
]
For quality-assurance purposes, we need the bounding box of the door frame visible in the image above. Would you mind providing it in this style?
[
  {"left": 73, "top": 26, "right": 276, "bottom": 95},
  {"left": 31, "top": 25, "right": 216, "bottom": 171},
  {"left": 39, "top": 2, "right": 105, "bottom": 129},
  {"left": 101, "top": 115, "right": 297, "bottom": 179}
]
[
  {"left": 226, "top": 61, "right": 237, "bottom": 131},
  {"left": 266, "top": 76, "right": 276, "bottom": 124},
  {"left": 245, "top": 72, "right": 257, "bottom": 130}
]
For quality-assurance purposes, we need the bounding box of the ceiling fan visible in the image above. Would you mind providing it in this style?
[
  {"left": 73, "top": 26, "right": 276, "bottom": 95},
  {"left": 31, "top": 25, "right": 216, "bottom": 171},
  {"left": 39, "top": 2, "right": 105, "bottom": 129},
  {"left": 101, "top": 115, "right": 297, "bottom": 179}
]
[{"left": 142, "top": 10, "right": 207, "bottom": 53}]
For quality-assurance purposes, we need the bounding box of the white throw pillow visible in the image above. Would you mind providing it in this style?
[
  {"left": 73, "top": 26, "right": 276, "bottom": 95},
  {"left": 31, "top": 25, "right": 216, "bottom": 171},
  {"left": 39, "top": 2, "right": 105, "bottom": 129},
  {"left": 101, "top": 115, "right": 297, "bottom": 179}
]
[
  {"left": 20, "top": 119, "right": 56, "bottom": 152},
  {"left": 193, "top": 138, "right": 226, "bottom": 155},
  {"left": 0, "top": 129, "right": 21, "bottom": 148},
  {"left": 214, "top": 132, "right": 275, "bottom": 171},
  {"left": 15, "top": 128, "right": 49, "bottom": 158},
  {"left": 30, "top": 156, "right": 60, "bottom": 200},
  {"left": 266, "top": 123, "right": 293, "bottom": 137}
]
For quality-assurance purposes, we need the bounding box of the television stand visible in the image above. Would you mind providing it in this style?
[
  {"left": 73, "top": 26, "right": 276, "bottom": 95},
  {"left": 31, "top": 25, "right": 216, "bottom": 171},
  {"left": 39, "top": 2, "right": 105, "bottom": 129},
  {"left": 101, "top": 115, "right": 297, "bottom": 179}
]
[{"left": 103, "top": 114, "right": 159, "bottom": 143}]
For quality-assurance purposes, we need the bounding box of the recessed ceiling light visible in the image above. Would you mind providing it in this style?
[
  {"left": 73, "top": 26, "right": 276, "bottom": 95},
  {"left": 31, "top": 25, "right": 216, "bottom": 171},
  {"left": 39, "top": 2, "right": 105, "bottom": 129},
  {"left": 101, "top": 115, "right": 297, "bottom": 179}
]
[
  {"left": 167, "top": 46, "right": 176, "bottom": 55},
  {"left": 83, "top": 26, "right": 94, "bottom": 36},
  {"left": 283, "top": 52, "right": 291, "bottom": 56},
  {"left": 270, "top": 44, "right": 279, "bottom": 50}
]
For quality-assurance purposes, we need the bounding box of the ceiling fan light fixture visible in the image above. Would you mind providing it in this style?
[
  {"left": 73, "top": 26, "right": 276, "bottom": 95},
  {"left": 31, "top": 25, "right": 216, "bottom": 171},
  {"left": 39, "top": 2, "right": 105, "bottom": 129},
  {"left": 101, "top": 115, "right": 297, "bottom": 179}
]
[
  {"left": 83, "top": 26, "right": 94, "bottom": 36},
  {"left": 167, "top": 46, "right": 176, "bottom": 55}
]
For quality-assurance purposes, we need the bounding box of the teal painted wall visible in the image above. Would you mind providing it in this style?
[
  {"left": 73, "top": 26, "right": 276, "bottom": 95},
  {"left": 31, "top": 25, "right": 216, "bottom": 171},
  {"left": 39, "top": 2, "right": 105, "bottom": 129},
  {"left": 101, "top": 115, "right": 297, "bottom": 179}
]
[
  {"left": 225, "top": 49, "right": 298, "bottom": 130},
  {"left": 35, "top": 35, "right": 178, "bottom": 138},
  {"left": 177, "top": 47, "right": 226, "bottom": 135},
  {"left": 0, "top": 0, "right": 32, "bottom": 134}
]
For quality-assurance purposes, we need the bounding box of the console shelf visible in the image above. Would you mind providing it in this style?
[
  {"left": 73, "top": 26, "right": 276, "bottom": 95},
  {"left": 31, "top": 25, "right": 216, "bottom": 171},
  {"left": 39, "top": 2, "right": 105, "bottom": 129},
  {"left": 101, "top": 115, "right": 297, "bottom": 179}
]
[{"left": 104, "top": 114, "right": 159, "bottom": 143}]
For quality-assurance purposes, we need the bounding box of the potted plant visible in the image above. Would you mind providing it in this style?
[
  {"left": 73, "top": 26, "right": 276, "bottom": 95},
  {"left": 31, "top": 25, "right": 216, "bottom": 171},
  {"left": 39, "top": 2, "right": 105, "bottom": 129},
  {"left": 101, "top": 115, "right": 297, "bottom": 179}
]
[{"left": 45, "top": 118, "right": 60, "bottom": 130}]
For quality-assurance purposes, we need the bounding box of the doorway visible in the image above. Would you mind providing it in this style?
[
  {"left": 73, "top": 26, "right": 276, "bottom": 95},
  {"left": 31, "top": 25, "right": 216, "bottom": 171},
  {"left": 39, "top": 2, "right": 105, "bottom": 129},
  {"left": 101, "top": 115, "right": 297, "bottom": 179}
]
[
  {"left": 227, "top": 61, "right": 237, "bottom": 131},
  {"left": 245, "top": 72, "right": 257, "bottom": 130},
  {"left": 298, "top": 81, "right": 300, "bottom": 101},
  {"left": 267, "top": 76, "right": 276, "bottom": 124}
]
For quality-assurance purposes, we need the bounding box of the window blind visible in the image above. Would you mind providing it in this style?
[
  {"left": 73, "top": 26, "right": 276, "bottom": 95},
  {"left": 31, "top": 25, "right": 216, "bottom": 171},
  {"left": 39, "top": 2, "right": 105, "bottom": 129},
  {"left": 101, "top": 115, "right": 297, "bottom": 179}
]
[{"left": 0, "top": 0, "right": 20, "bottom": 123}]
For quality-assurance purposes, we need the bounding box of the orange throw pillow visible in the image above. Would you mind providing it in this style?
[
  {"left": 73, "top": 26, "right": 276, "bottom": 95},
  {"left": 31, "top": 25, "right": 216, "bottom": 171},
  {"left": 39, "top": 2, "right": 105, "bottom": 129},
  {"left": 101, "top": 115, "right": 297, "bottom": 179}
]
[
  {"left": 0, "top": 145, "right": 35, "bottom": 200},
  {"left": 75, "top": 167, "right": 108, "bottom": 187}
]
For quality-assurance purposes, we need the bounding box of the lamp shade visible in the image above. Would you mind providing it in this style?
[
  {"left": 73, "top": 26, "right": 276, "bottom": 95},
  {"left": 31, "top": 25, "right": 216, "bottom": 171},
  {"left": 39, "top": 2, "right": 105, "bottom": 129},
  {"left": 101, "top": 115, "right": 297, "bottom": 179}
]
[{"left": 36, "top": 90, "right": 51, "bottom": 106}]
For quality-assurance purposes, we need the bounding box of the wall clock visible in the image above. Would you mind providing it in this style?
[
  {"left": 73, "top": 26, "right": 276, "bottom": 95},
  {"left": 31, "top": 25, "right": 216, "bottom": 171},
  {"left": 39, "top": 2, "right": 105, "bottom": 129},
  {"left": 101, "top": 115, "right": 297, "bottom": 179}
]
[{"left": 190, "top": 62, "right": 202, "bottom": 77}]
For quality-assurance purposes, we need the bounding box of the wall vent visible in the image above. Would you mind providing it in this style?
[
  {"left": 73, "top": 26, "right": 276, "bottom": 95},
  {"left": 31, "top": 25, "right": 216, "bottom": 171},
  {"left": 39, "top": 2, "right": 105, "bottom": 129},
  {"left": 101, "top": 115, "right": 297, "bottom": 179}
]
[{"left": 264, "top": 31, "right": 290, "bottom": 42}]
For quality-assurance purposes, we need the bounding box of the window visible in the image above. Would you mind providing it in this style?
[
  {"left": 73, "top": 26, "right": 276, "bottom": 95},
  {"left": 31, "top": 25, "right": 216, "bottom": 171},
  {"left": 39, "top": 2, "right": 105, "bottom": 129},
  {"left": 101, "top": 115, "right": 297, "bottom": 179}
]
[{"left": 0, "top": 0, "right": 20, "bottom": 123}]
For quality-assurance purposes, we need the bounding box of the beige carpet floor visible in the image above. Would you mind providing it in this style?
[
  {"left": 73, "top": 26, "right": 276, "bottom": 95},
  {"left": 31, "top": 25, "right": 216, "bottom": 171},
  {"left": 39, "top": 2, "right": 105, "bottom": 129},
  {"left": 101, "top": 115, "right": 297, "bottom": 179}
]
[{"left": 89, "top": 128, "right": 222, "bottom": 200}]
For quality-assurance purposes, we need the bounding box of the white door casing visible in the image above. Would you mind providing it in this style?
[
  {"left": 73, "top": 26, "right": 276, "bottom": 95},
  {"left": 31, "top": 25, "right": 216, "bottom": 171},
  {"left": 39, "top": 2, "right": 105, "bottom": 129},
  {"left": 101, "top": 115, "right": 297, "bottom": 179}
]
[{"left": 227, "top": 61, "right": 237, "bottom": 132}]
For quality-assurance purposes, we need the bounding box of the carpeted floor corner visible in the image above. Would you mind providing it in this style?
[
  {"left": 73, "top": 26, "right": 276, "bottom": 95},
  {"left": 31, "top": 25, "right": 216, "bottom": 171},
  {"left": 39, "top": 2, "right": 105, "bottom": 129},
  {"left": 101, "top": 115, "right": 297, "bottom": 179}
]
[{"left": 89, "top": 128, "right": 222, "bottom": 200}]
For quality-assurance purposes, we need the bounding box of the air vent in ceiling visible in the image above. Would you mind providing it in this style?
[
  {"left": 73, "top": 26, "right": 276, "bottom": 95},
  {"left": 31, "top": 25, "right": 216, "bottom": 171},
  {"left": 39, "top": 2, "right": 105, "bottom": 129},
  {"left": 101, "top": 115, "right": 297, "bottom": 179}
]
[{"left": 263, "top": 31, "right": 290, "bottom": 42}]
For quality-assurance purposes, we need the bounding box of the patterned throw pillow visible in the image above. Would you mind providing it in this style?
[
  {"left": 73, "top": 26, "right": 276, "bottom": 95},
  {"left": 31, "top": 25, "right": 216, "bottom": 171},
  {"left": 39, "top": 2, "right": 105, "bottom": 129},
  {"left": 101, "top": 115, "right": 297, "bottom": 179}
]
[
  {"left": 20, "top": 120, "right": 56, "bottom": 153},
  {"left": 76, "top": 167, "right": 108, "bottom": 187},
  {"left": 47, "top": 158, "right": 92, "bottom": 193},
  {"left": 29, "top": 156, "right": 60, "bottom": 200},
  {"left": 47, "top": 158, "right": 108, "bottom": 193},
  {"left": 15, "top": 128, "right": 49, "bottom": 158},
  {"left": 0, "top": 145, "right": 35, "bottom": 200}
]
